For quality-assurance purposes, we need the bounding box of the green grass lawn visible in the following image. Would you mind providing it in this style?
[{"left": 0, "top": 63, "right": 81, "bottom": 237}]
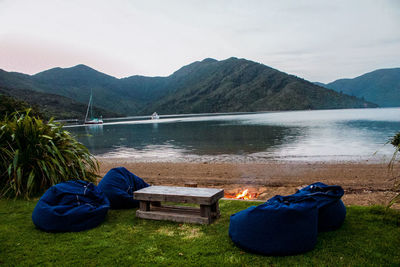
[{"left": 0, "top": 199, "right": 399, "bottom": 266}]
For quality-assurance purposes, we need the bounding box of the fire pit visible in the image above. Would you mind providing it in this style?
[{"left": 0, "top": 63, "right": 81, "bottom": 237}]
[{"left": 225, "top": 188, "right": 260, "bottom": 200}]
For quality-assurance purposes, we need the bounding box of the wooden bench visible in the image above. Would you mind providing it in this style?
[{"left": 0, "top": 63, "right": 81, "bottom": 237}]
[{"left": 134, "top": 186, "right": 224, "bottom": 224}]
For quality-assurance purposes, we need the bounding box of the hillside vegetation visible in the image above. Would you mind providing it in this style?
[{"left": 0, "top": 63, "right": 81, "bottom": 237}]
[
  {"left": 319, "top": 68, "right": 400, "bottom": 107},
  {"left": 141, "top": 58, "right": 377, "bottom": 114},
  {"left": 0, "top": 58, "right": 378, "bottom": 116},
  {"left": 0, "top": 94, "right": 43, "bottom": 119},
  {"left": 0, "top": 87, "right": 121, "bottom": 120}
]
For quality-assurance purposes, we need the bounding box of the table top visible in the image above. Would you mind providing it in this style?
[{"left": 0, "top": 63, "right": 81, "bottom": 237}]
[{"left": 134, "top": 186, "right": 224, "bottom": 205}]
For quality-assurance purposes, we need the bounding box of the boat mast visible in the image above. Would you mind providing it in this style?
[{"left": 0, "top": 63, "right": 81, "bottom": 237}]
[
  {"left": 90, "top": 89, "right": 93, "bottom": 119},
  {"left": 84, "top": 89, "right": 92, "bottom": 121}
]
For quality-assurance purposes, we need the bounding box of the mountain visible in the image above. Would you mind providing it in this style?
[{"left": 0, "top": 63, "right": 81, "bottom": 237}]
[
  {"left": 32, "top": 65, "right": 146, "bottom": 114},
  {"left": 0, "top": 58, "right": 377, "bottom": 116},
  {"left": 0, "top": 86, "right": 121, "bottom": 120},
  {"left": 0, "top": 63, "right": 172, "bottom": 115},
  {"left": 318, "top": 68, "right": 400, "bottom": 107},
  {"left": 313, "top": 82, "right": 326, "bottom": 88},
  {"left": 141, "top": 58, "right": 377, "bottom": 114}
]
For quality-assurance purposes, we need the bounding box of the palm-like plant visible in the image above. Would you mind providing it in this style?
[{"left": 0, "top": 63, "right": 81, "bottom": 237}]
[
  {"left": 0, "top": 111, "right": 98, "bottom": 199},
  {"left": 388, "top": 132, "right": 400, "bottom": 208}
]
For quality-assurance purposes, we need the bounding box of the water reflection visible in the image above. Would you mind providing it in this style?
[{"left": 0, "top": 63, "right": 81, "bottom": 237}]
[
  {"left": 73, "top": 120, "right": 292, "bottom": 156},
  {"left": 66, "top": 108, "right": 400, "bottom": 162},
  {"left": 85, "top": 124, "right": 104, "bottom": 135}
]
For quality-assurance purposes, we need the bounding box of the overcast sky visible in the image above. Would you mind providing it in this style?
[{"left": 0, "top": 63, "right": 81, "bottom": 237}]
[{"left": 0, "top": 0, "right": 399, "bottom": 82}]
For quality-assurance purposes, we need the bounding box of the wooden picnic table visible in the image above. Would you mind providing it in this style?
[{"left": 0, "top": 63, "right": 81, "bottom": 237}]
[{"left": 134, "top": 186, "right": 224, "bottom": 224}]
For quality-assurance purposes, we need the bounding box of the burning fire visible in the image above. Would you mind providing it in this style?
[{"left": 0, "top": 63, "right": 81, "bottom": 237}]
[
  {"left": 235, "top": 189, "right": 251, "bottom": 200},
  {"left": 225, "top": 189, "right": 258, "bottom": 200}
]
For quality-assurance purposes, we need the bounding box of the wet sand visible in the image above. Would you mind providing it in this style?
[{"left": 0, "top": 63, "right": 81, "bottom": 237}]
[{"left": 98, "top": 158, "right": 399, "bottom": 206}]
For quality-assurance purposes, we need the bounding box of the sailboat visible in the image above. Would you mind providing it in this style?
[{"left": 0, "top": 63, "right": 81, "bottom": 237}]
[
  {"left": 151, "top": 112, "right": 160, "bottom": 120},
  {"left": 84, "top": 89, "right": 103, "bottom": 124}
]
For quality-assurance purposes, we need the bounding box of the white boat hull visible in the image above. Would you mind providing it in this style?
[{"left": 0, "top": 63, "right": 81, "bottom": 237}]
[{"left": 84, "top": 119, "right": 103, "bottom": 124}]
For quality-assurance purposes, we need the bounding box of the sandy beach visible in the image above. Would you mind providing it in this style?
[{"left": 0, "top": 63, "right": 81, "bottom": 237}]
[{"left": 98, "top": 158, "right": 399, "bottom": 206}]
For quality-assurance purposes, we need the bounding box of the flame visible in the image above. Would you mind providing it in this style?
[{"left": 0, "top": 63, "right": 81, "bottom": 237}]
[
  {"left": 225, "top": 188, "right": 259, "bottom": 200},
  {"left": 235, "top": 189, "right": 252, "bottom": 200}
]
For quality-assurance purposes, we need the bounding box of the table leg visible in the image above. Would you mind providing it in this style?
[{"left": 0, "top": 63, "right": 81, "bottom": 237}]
[
  {"left": 211, "top": 201, "right": 220, "bottom": 218},
  {"left": 139, "top": 201, "right": 150, "bottom": 211},
  {"left": 200, "top": 204, "right": 211, "bottom": 218}
]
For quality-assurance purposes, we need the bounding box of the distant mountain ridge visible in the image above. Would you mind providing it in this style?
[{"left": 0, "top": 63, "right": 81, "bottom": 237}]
[
  {"left": 0, "top": 58, "right": 377, "bottom": 117},
  {"left": 317, "top": 68, "right": 400, "bottom": 107}
]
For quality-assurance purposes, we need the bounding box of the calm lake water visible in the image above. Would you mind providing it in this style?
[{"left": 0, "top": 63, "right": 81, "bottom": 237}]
[{"left": 66, "top": 108, "right": 400, "bottom": 163}]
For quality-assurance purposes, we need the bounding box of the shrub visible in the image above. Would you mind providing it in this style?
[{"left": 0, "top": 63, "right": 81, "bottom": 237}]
[
  {"left": 0, "top": 111, "right": 98, "bottom": 199},
  {"left": 388, "top": 132, "right": 400, "bottom": 208}
]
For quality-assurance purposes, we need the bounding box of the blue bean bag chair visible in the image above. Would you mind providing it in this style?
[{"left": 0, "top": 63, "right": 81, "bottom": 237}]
[
  {"left": 32, "top": 180, "right": 110, "bottom": 232},
  {"left": 229, "top": 195, "right": 318, "bottom": 255},
  {"left": 97, "top": 167, "right": 150, "bottom": 209},
  {"left": 294, "top": 182, "right": 346, "bottom": 232}
]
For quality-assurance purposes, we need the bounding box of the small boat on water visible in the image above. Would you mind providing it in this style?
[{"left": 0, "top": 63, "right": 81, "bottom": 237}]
[
  {"left": 151, "top": 112, "right": 160, "bottom": 120},
  {"left": 84, "top": 117, "right": 103, "bottom": 124},
  {"left": 84, "top": 89, "right": 103, "bottom": 124}
]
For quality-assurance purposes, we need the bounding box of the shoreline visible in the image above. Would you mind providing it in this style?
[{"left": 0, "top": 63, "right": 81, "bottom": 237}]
[
  {"left": 94, "top": 152, "right": 393, "bottom": 165},
  {"left": 97, "top": 158, "right": 399, "bottom": 207}
]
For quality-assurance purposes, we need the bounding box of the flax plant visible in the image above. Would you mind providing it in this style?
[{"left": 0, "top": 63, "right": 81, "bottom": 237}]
[
  {"left": 388, "top": 132, "right": 400, "bottom": 208},
  {"left": 0, "top": 111, "right": 98, "bottom": 199}
]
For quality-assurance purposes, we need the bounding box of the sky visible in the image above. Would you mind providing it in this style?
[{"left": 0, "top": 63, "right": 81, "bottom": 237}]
[{"left": 0, "top": 0, "right": 399, "bottom": 83}]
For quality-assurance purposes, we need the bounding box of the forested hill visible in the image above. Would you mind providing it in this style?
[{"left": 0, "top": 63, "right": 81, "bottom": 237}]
[
  {"left": 141, "top": 58, "right": 377, "bottom": 114},
  {"left": 0, "top": 93, "right": 43, "bottom": 119},
  {"left": 0, "top": 87, "right": 121, "bottom": 120},
  {"left": 0, "top": 58, "right": 377, "bottom": 117},
  {"left": 317, "top": 68, "right": 400, "bottom": 107}
]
